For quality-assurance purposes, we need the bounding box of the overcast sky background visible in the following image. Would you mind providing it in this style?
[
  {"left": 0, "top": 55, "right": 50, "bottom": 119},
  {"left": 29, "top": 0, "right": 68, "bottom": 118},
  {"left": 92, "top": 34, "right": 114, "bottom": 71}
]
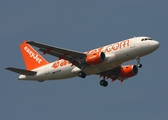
[{"left": 1, "top": 0, "right": 168, "bottom": 120}]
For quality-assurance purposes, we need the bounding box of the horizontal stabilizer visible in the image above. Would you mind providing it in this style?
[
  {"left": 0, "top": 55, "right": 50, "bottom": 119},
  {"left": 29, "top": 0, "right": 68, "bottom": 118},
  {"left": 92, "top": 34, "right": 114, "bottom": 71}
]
[{"left": 6, "top": 67, "right": 37, "bottom": 76}]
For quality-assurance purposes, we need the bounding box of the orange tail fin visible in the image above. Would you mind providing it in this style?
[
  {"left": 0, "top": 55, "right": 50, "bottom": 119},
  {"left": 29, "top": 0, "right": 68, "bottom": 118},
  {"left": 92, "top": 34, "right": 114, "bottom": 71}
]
[{"left": 20, "top": 40, "right": 49, "bottom": 70}]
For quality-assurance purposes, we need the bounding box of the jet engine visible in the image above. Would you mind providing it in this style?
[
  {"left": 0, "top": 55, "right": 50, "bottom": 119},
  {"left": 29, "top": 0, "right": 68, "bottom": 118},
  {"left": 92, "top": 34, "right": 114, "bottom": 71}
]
[
  {"left": 119, "top": 65, "right": 138, "bottom": 79},
  {"left": 86, "top": 52, "right": 106, "bottom": 65}
]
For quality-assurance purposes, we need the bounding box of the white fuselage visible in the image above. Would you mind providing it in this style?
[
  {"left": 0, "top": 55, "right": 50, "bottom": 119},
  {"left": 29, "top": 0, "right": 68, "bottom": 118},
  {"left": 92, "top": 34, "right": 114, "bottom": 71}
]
[{"left": 19, "top": 37, "right": 159, "bottom": 81}]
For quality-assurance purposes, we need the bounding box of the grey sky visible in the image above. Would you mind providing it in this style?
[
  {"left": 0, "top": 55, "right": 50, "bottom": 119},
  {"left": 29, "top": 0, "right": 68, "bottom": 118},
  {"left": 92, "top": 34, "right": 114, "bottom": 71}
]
[{"left": 1, "top": 0, "right": 167, "bottom": 120}]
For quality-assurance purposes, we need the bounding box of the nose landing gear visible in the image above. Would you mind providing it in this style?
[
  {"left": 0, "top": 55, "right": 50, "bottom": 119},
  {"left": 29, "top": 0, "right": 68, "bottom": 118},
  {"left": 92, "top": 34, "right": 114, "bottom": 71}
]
[
  {"left": 136, "top": 57, "right": 142, "bottom": 68},
  {"left": 137, "top": 63, "right": 142, "bottom": 68}
]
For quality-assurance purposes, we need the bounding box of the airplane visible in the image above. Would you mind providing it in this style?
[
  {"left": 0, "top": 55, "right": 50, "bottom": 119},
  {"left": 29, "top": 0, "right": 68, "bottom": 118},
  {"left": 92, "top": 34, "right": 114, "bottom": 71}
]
[{"left": 6, "top": 36, "right": 160, "bottom": 87}]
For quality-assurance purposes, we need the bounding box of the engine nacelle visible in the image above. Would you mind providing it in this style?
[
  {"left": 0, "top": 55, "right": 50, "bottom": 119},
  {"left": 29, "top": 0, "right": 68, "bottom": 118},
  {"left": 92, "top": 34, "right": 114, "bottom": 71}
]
[
  {"left": 86, "top": 52, "right": 106, "bottom": 65},
  {"left": 119, "top": 65, "right": 138, "bottom": 79}
]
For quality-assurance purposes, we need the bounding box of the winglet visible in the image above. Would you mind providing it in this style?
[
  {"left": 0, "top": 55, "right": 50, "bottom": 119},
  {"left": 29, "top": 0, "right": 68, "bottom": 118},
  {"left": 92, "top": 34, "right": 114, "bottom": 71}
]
[{"left": 20, "top": 40, "right": 49, "bottom": 70}]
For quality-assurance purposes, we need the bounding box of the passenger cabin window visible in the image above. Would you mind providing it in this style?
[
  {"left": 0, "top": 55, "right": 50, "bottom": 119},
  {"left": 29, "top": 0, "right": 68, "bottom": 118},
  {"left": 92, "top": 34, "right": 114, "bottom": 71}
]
[{"left": 141, "top": 38, "right": 152, "bottom": 41}]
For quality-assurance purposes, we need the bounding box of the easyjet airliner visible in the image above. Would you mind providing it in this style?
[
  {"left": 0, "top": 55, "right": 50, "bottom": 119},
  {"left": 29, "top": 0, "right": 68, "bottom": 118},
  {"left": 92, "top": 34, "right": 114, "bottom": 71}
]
[{"left": 6, "top": 36, "right": 159, "bottom": 87}]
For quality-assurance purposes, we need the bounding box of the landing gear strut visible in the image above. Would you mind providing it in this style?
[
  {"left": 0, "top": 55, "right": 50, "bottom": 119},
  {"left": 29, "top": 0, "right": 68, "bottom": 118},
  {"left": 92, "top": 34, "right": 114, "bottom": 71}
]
[
  {"left": 99, "top": 74, "right": 108, "bottom": 87},
  {"left": 136, "top": 57, "right": 142, "bottom": 68},
  {"left": 78, "top": 71, "right": 86, "bottom": 78}
]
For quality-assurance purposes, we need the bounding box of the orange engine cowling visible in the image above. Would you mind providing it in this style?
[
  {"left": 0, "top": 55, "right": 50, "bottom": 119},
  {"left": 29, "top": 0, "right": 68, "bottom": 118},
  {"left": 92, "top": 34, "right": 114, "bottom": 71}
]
[
  {"left": 119, "top": 65, "right": 138, "bottom": 79},
  {"left": 86, "top": 52, "right": 106, "bottom": 65}
]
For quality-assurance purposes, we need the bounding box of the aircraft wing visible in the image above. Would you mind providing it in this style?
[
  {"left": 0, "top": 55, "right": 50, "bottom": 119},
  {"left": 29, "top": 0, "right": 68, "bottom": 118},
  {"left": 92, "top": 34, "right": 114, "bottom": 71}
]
[{"left": 27, "top": 41, "right": 86, "bottom": 68}]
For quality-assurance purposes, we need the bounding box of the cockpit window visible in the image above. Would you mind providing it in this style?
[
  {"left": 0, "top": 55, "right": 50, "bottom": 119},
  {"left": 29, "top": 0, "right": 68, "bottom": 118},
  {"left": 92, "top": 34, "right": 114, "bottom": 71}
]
[{"left": 141, "top": 38, "right": 152, "bottom": 41}]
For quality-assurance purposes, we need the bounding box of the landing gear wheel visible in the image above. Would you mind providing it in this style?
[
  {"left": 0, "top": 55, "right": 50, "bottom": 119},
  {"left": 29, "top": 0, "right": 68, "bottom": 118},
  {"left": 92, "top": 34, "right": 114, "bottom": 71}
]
[
  {"left": 100, "top": 80, "right": 108, "bottom": 87},
  {"left": 137, "top": 63, "right": 142, "bottom": 68},
  {"left": 78, "top": 71, "right": 86, "bottom": 78}
]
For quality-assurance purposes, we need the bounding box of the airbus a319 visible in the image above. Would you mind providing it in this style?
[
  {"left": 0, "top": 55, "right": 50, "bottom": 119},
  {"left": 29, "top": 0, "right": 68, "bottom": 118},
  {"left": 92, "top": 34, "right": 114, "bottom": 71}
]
[{"left": 6, "top": 36, "right": 159, "bottom": 87}]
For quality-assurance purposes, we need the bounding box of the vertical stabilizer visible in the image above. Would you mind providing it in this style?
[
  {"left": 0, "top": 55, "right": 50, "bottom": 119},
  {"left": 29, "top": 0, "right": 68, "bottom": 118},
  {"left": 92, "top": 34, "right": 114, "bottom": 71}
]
[{"left": 20, "top": 40, "right": 49, "bottom": 70}]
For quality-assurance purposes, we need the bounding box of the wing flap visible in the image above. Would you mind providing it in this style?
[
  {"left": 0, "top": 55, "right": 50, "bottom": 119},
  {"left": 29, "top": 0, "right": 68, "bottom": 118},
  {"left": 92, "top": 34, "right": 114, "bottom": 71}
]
[{"left": 6, "top": 67, "right": 37, "bottom": 76}]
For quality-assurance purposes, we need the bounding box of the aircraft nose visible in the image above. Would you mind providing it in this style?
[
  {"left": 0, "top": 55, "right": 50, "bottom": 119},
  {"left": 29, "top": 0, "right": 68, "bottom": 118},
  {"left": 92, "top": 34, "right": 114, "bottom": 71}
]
[{"left": 152, "top": 40, "right": 160, "bottom": 49}]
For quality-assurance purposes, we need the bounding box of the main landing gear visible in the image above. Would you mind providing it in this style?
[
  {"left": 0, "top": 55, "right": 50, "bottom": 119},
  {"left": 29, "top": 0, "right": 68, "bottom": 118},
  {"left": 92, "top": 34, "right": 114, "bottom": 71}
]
[
  {"left": 100, "top": 80, "right": 108, "bottom": 87},
  {"left": 136, "top": 57, "right": 142, "bottom": 68},
  {"left": 78, "top": 71, "right": 108, "bottom": 87},
  {"left": 78, "top": 71, "right": 86, "bottom": 78},
  {"left": 99, "top": 75, "right": 108, "bottom": 87}
]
